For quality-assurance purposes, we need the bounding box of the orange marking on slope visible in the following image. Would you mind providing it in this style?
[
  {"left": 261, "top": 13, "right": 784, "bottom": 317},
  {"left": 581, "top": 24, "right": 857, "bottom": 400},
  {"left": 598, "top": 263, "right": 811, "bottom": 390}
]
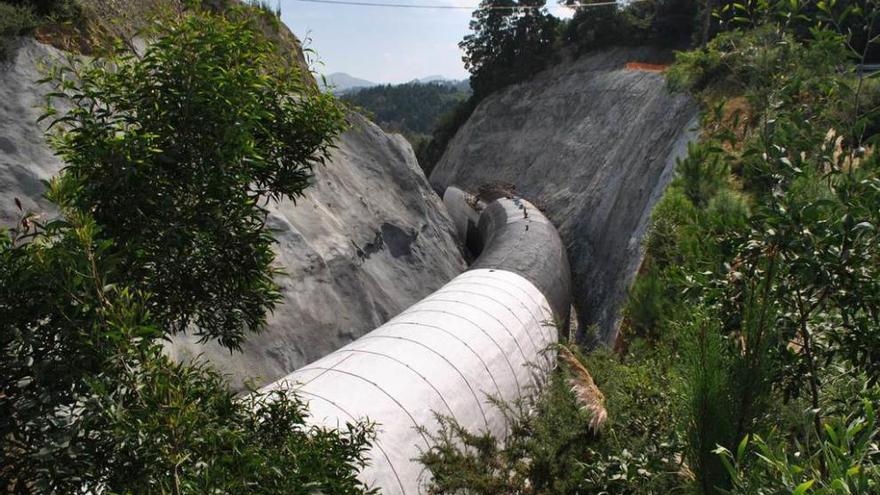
[{"left": 624, "top": 62, "right": 669, "bottom": 72}]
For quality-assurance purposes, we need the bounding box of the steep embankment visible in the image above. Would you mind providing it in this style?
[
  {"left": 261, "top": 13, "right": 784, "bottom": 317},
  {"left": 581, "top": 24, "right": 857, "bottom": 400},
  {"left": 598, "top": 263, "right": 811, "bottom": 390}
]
[
  {"left": 430, "top": 47, "right": 698, "bottom": 344},
  {"left": 0, "top": 37, "right": 465, "bottom": 388}
]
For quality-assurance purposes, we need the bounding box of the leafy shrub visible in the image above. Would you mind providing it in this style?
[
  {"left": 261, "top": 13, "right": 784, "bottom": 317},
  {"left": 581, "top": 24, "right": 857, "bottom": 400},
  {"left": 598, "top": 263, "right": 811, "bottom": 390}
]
[
  {"left": 580, "top": 347, "right": 686, "bottom": 494},
  {"left": 651, "top": 0, "right": 880, "bottom": 484},
  {"left": 704, "top": 189, "right": 749, "bottom": 234},
  {"left": 666, "top": 39, "right": 725, "bottom": 93},
  {"left": 420, "top": 347, "right": 686, "bottom": 494},
  {"left": 4, "top": 0, "right": 75, "bottom": 16},
  {"left": 644, "top": 187, "right": 696, "bottom": 267},
  {"left": 1, "top": 10, "right": 371, "bottom": 494},
  {"left": 0, "top": 210, "right": 374, "bottom": 493},
  {"left": 718, "top": 398, "right": 880, "bottom": 494},
  {"left": 562, "top": 0, "right": 698, "bottom": 55},
  {"left": 420, "top": 371, "right": 593, "bottom": 494},
  {"left": 681, "top": 312, "right": 735, "bottom": 494},
  {"left": 562, "top": 3, "right": 629, "bottom": 54},
  {"left": 42, "top": 10, "right": 345, "bottom": 349}
]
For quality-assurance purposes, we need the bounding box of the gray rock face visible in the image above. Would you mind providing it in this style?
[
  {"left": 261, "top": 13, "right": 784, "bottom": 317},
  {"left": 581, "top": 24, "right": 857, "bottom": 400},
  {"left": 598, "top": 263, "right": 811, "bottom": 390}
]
[
  {"left": 430, "top": 47, "right": 698, "bottom": 344},
  {"left": 0, "top": 39, "right": 65, "bottom": 226},
  {"left": 170, "top": 113, "right": 466, "bottom": 388},
  {"left": 0, "top": 38, "right": 466, "bottom": 389}
]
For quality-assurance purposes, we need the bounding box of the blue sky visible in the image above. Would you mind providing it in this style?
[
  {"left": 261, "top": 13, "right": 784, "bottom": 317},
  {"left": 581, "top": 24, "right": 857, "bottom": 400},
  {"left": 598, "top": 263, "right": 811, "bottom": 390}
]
[{"left": 279, "top": 0, "right": 574, "bottom": 84}]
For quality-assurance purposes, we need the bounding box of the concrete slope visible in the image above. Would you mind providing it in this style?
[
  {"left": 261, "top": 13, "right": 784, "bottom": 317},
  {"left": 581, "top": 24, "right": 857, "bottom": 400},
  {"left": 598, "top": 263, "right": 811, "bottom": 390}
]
[
  {"left": 0, "top": 40, "right": 65, "bottom": 224},
  {"left": 430, "top": 46, "right": 698, "bottom": 343},
  {"left": 0, "top": 38, "right": 466, "bottom": 389}
]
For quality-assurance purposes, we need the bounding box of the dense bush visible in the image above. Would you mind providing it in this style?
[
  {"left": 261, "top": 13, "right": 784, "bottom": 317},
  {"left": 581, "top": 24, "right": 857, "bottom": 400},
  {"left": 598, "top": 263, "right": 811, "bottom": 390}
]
[
  {"left": 420, "top": 346, "right": 686, "bottom": 494},
  {"left": 626, "top": 0, "right": 880, "bottom": 493},
  {"left": 0, "top": 209, "right": 374, "bottom": 493},
  {"left": 460, "top": 0, "right": 559, "bottom": 100},
  {"left": 416, "top": 96, "right": 478, "bottom": 176},
  {"left": 1, "top": 10, "right": 372, "bottom": 493},
  {"left": 717, "top": 373, "right": 880, "bottom": 494},
  {"left": 424, "top": 0, "right": 880, "bottom": 493},
  {"left": 42, "top": 9, "right": 344, "bottom": 349},
  {"left": 563, "top": 0, "right": 698, "bottom": 54}
]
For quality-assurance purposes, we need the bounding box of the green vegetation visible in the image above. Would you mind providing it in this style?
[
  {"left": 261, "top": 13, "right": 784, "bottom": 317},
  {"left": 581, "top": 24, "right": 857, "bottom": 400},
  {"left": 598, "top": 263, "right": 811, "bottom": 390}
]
[
  {"left": 0, "top": 0, "right": 81, "bottom": 59},
  {"left": 460, "top": 0, "right": 558, "bottom": 101},
  {"left": 0, "top": 0, "right": 79, "bottom": 21},
  {"left": 657, "top": 8, "right": 880, "bottom": 488},
  {"left": 1, "top": 9, "right": 373, "bottom": 493},
  {"left": 420, "top": 345, "right": 686, "bottom": 494},
  {"left": 0, "top": 4, "right": 38, "bottom": 44},
  {"left": 417, "top": 96, "right": 480, "bottom": 175},
  {"left": 43, "top": 7, "right": 343, "bottom": 349},
  {"left": 421, "top": 1, "right": 880, "bottom": 494},
  {"left": 342, "top": 81, "right": 470, "bottom": 152},
  {"left": 4, "top": 0, "right": 77, "bottom": 16}
]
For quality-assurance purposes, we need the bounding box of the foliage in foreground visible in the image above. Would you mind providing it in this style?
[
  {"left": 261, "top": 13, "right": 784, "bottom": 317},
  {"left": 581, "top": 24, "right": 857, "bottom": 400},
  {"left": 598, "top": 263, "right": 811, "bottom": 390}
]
[
  {"left": 420, "top": 346, "right": 687, "bottom": 494},
  {"left": 1, "top": 9, "right": 373, "bottom": 493},
  {"left": 42, "top": 7, "right": 344, "bottom": 350},
  {"left": 627, "top": 0, "right": 880, "bottom": 493},
  {"left": 718, "top": 393, "right": 880, "bottom": 494},
  {"left": 422, "top": 1, "right": 880, "bottom": 494}
]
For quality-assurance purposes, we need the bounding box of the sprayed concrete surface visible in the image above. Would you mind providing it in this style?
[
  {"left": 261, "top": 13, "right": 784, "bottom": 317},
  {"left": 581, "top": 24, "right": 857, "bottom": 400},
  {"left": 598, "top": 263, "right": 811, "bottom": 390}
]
[
  {"left": 430, "top": 47, "right": 699, "bottom": 344},
  {"left": 0, "top": 38, "right": 465, "bottom": 389}
]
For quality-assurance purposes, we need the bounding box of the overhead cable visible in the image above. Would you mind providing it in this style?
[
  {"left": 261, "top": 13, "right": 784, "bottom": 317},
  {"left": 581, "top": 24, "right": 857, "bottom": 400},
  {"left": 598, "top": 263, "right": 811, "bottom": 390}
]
[{"left": 289, "top": 0, "right": 638, "bottom": 10}]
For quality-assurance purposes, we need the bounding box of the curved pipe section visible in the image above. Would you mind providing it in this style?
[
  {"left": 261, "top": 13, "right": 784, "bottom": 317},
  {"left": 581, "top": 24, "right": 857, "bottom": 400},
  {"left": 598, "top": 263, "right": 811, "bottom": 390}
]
[{"left": 261, "top": 187, "right": 571, "bottom": 494}]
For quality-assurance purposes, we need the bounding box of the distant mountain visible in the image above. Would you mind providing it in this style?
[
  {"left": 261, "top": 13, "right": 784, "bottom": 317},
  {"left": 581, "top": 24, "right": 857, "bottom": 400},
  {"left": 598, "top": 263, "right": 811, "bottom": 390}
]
[
  {"left": 321, "top": 72, "right": 470, "bottom": 94},
  {"left": 410, "top": 75, "right": 469, "bottom": 89},
  {"left": 417, "top": 75, "right": 448, "bottom": 83},
  {"left": 320, "top": 73, "right": 376, "bottom": 93}
]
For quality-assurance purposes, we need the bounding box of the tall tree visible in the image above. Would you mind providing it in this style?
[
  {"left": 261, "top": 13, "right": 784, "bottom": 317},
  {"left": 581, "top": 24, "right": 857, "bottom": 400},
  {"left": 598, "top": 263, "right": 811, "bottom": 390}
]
[{"left": 460, "top": 0, "right": 558, "bottom": 98}]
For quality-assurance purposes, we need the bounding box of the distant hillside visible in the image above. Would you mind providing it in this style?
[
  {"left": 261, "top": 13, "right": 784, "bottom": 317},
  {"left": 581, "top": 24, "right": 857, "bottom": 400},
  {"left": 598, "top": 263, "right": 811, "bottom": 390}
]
[
  {"left": 412, "top": 76, "right": 470, "bottom": 91},
  {"left": 342, "top": 81, "right": 471, "bottom": 140},
  {"left": 417, "top": 75, "right": 447, "bottom": 83},
  {"left": 320, "top": 72, "right": 376, "bottom": 93}
]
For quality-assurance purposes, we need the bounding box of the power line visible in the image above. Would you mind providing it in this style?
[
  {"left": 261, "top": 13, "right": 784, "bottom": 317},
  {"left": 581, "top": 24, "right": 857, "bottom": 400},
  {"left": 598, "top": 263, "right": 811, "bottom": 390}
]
[{"left": 289, "top": 0, "right": 632, "bottom": 10}]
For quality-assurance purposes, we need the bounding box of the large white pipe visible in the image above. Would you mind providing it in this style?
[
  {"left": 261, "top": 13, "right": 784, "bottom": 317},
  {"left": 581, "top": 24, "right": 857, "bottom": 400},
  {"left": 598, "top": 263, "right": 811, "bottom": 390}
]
[{"left": 261, "top": 189, "right": 570, "bottom": 494}]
